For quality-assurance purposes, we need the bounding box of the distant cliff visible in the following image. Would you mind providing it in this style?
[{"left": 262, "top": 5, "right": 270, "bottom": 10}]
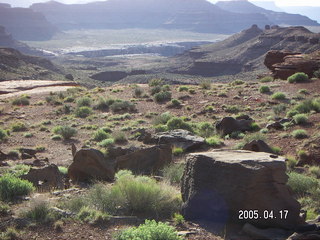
[
  {"left": 0, "top": 4, "right": 58, "bottom": 41},
  {"left": 168, "top": 25, "right": 320, "bottom": 76},
  {"left": 31, "top": 0, "right": 272, "bottom": 34}
]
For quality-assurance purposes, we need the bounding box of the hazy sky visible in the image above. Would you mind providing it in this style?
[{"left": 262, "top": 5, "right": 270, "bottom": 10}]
[{"left": 2, "top": 0, "right": 320, "bottom": 8}]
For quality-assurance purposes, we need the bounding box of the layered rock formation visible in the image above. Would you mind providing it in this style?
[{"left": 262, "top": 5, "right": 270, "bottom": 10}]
[
  {"left": 181, "top": 150, "right": 302, "bottom": 229},
  {"left": 265, "top": 50, "right": 320, "bottom": 79}
]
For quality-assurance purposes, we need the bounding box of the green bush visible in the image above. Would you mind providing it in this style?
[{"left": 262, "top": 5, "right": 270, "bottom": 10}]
[
  {"left": 73, "top": 171, "right": 181, "bottom": 218},
  {"left": 154, "top": 91, "right": 172, "bottom": 103},
  {"left": 115, "top": 220, "right": 183, "bottom": 240},
  {"left": 172, "top": 147, "right": 184, "bottom": 156},
  {"left": 298, "top": 89, "right": 309, "bottom": 95},
  {"left": 231, "top": 80, "right": 244, "bottom": 86},
  {"left": 167, "top": 117, "right": 192, "bottom": 131},
  {"left": 199, "top": 80, "right": 211, "bottom": 89},
  {"left": 288, "top": 72, "right": 309, "bottom": 83},
  {"left": 309, "top": 166, "right": 320, "bottom": 178},
  {"left": 271, "top": 92, "right": 286, "bottom": 100},
  {"left": 170, "top": 99, "right": 181, "bottom": 108},
  {"left": 205, "top": 136, "right": 223, "bottom": 147},
  {"left": 95, "top": 97, "right": 109, "bottom": 110},
  {"left": 287, "top": 109, "right": 299, "bottom": 118},
  {"left": 75, "top": 106, "right": 92, "bottom": 118},
  {"left": 11, "top": 121, "right": 27, "bottom": 132},
  {"left": 98, "top": 138, "right": 115, "bottom": 147},
  {"left": 110, "top": 100, "right": 136, "bottom": 113},
  {"left": 178, "top": 86, "right": 189, "bottom": 92},
  {"left": 286, "top": 156, "right": 298, "bottom": 170},
  {"left": 12, "top": 96, "right": 30, "bottom": 106},
  {"left": 314, "top": 69, "right": 320, "bottom": 78},
  {"left": 133, "top": 87, "right": 144, "bottom": 97},
  {"left": 112, "top": 131, "right": 127, "bottom": 144},
  {"left": 23, "top": 202, "right": 52, "bottom": 223},
  {"left": 154, "top": 124, "right": 168, "bottom": 133},
  {"left": 294, "top": 99, "right": 320, "bottom": 113},
  {"left": 260, "top": 76, "right": 273, "bottom": 82},
  {"left": 150, "top": 86, "right": 162, "bottom": 95},
  {"left": 148, "top": 78, "right": 163, "bottom": 87},
  {"left": 197, "top": 122, "right": 215, "bottom": 138},
  {"left": 173, "top": 213, "right": 185, "bottom": 225},
  {"left": 77, "top": 206, "right": 109, "bottom": 224},
  {"left": 0, "top": 227, "right": 19, "bottom": 240},
  {"left": 292, "top": 129, "right": 308, "bottom": 139},
  {"left": 293, "top": 114, "right": 308, "bottom": 125},
  {"left": 153, "top": 112, "right": 172, "bottom": 125},
  {"left": 0, "top": 128, "right": 8, "bottom": 142},
  {"left": 77, "top": 97, "right": 92, "bottom": 107},
  {"left": 259, "top": 85, "right": 270, "bottom": 93},
  {"left": 0, "top": 174, "right": 34, "bottom": 202},
  {"left": 53, "top": 125, "right": 77, "bottom": 140},
  {"left": 93, "top": 129, "right": 110, "bottom": 142},
  {"left": 58, "top": 166, "right": 68, "bottom": 175},
  {"left": 225, "top": 105, "right": 240, "bottom": 113},
  {"left": 162, "top": 163, "right": 184, "bottom": 185},
  {"left": 287, "top": 172, "right": 318, "bottom": 196}
]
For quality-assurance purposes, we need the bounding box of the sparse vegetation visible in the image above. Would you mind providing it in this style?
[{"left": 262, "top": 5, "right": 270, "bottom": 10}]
[
  {"left": 293, "top": 114, "right": 308, "bottom": 125},
  {"left": 77, "top": 206, "right": 109, "bottom": 224},
  {"left": 200, "top": 80, "right": 211, "bottom": 89},
  {"left": 271, "top": 92, "right": 286, "bottom": 100},
  {"left": 23, "top": 201, "right": 53, "bottom": 223},
  {"left": 172, "top": 147, "right": 184, "bottom": 156},
  {"left": 75, "top": 106, "right": 92, "bottom": 118},
  {"left": 12, "top": 96, "right": 30, "bottom": 106},
  {"left": 167, "top": 117, "right": 192, "bottom": 131},
  {"left": 93, "top": 129, "right": 110, "bottom": 141},
  {"left": 162, "top": 163, "right": 184, "bottom": 185},
  {"left": 260, "top": 76, "right": 273, "bottom": 82},
  {"left": 154, "top": 91, "right": 172, "bottom": 103},
  {"left": 205, "top": 136, "right": 223, "bottom": 147},
  {"left": 11, "top": 121, "right": 27, "bottom": 132},
  {"left": 259, "top": 85, "right": 270, "bottom": 93},
  {"left": 77, "top": 97, "right": 92, "bottom": 107},
  {"left": 0, "top": 128, "right": 8, "bottom": 142},
  {"left": 292, "top": 129, "right": 308, "bottom": 139},
  {"left": 287, "top": 172, "right": 318, "bottom": 196}
]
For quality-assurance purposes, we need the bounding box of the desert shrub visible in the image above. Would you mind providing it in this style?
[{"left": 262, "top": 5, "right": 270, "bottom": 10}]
[
  {"left": 178, "top": 86, "right": 189, "bottom": 92},
  {"left": 199, "top": 80, "right": 211, "bottom": 89},
  {"left": 58, "top": 166, "right": 68, "bottom": 175},
  {"left": 133, "top": 87, "right": 144, "bottom": 97},
  {"left": 172, "top": 147, "right": 183, "bottom": 156},
  {"left": 259, "top": 85, "right": 270, "bottom": 93},
  {"left": 286, "top": 109, "right": 299, "bottom": 118},
  {"left": 250, "top": 122, "right": 260, "bottom": 131},
  {"left": 205, "top": 136, "right": 223, "bottom": 147},
  {"left": 173, "top": 213, "right": 185, "bottom": 225},
  {"left": 287, "top": 172, "right": 318, "bottom": 196},
  {"left": 293, "top": 114, "right": 308, "bottom": 125},
  {"left": 150, "top": 86, "right": 162, "bottom": 95},
  {"left": 188, "top": 89, "right": 196, "bottom": 94},
  {"left": 309, "top": 166, "right": 320, "bottom": 178},
  {"left": 292, "top": 129, "right": 308, "bottom": 139},
  {"left": 260, "top": 76, "right": 273, "bottom": 82},
  {"left": 98, "top": 138, "right": 115, "bottom": 147},
  {"left": 162, "top": 163, "right": 184, "bottom": 185},
  {"left": 167, "top": 117, "right": 192, "bottom": 131},
  {"left": 51, "top": 135, "right": 62, "bottom": 141},
  {"left": 153, "top": 112, "right": 172, "bottom": 125},
  {"left": 294, "top": 99, "right": 320, "bottom": 113},
  {"left": 8, "top": 164, "right": 31, "bottom": 177},
  {"left": 23, "top": 202, "right": 53, "bottom": 223},
  {"left": 231, "top": 80, "right": 244, "bottom": 86},
  {"left": 298, "top": 89, "right": 309, "bottom": 95},
  {"left": 0, "top": 227, "right": 19, "bottom": 240},
  {"left": 52, "top": 125, "right": 77, "bottom": 140},
  {"left": 23, "top": 132, "right": 33, "bottom": 138},
  {"left": 95, "top": 97, "right": 109, "bottom": 110},
  {"left": 10, "top": 122, "right": 27, "bottom": 132},
  {"left": 12, "top": 96, "right": 29, "bottom": 106},
  {"left": 286, "top": 156, "right": 298, "bottom": 170},
  {"left": 197, "top": 122, "right": 215, "bottom": 138},
  {"left": 110, "top": 100, "right": 136, "bottom": 113},
  {"left": 272, "top": 92, "right": 286, "bottom": 100},
  {"left": 154, "top": 124, "right": 168, "bottom": 133},
  {"left": 77, "top": 206, "right": 109, "bottom": 224},
  {"left": 115, "top": 220, "right": 183, "bottom": 240},
  {"left": 154, "top": 91, "right": 172, "bottom": 103},
  {"left": 148, "top": 78, "right": 163, "bottom": 87},
  {"left": 112, "top": 131, "right": 127, "bottom": 144},
  {"left": 77, "top": 97, "right": 92, "bottom": 107},
  {"left": 272, "top": 103, "right": 287, "bottom": 116},
  {"left": 225, "top": 105, "right": 240, "bottom": 113},
  {"left": 93, "top": 129, "right": 110, "bottom": 142},
  {"left": 83, "top": 171, "right": 181, "bottom": 218},
  {"left": 0, "top": 128, "right": 8, "bottom": 142},
  {"left": 0, "top": 174, "right": 34, "bottom": 202},
  {"left": 169, "top": 99, "right": 181, "bottom": 108},
  {"left": 314, "top": 69, "right": 320, "bottom": 78},
  {"left": 75, "top": 106, "right": 92, "bottom": 118},
  {"left": 288, "top": 72, "right": 308, "bottom": 83}
]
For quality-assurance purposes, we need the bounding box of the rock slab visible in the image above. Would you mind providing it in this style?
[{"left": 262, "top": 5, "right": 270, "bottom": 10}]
[{"left": 181, "top": 150, "right": 301, "bottom": 229}]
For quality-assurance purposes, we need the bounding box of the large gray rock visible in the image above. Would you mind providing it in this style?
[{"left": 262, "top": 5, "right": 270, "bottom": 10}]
[
  {"left": 21, "top": 164, "right": 64, "bottom": 190},
  {"left": 243, "top": 140, "right": 274, "bottom": 154},
  {"left": 68, "top": 149, "right": 115, "bottom": 182},
  {"left": 181, "top": 150, "right": 301, "bottom": 229},
  {"left": 216, "top": 117, "right": 253, "bottom": 136},
  {"left": 145, "top": 129, "right": 205, "bottom": 151},
  {"left": 115, "top": 144, "right": 172, "bottom": 175}
]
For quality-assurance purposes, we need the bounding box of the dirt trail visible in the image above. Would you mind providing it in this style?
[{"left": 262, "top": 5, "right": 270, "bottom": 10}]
[{"left": 0, "top": 80, "right": 79, "bottom": 99}]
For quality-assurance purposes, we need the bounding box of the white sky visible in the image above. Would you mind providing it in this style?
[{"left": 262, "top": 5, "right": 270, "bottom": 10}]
[{"left": 2, "top": 0, "right": 320, "bottom": 8}]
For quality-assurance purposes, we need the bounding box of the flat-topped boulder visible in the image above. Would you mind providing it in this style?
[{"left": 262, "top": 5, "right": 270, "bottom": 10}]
[{"left": 181, "top": 150, "right": 301, "bottom": 229}]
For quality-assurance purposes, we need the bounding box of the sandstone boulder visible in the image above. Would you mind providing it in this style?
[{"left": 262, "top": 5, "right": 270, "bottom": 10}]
[
  {"left": 115, "top": 144, "right": 172, "bottom": 175},
  {"left": 181, "top": 150, "right": 301, "bottom": 229},
  {"left": 264, "top": 50, "right": 299, "bottom": 71},
  {"left": 243, "top": 140, "right": 274, "bottom": 154},
  {"left": 68, "top": 148, "right": 115, "bottom": 182},
  {"left": 145, "top": 129, "right": 205, "bottom": 151},
  {"left": 216, "top": 117, "right": 253, "bottom": 136},
  {"left": 21, "top": 164, "right": 64, "bottom": 190}
]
